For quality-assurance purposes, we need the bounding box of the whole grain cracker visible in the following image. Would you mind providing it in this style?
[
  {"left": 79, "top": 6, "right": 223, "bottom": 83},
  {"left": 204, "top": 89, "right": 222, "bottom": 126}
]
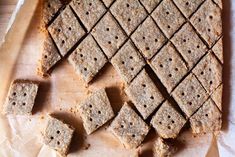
[
  {"left": 214, "top": 0, "right": 223, "bottom": 9},
  {"left": 102, "top": 0, "right": 115, "bottom": 7},
  {"left": 153, "top": 137, "right": 177, "bottom": 157},
  {"left": 211, "top": 84, "right": 223, "bottom": 111},
  {"left": 212, "top": 37, "right": 223, "bottom": 63},
  {"left": 140, "top": 0, "right": 161, "bottom": 13}
]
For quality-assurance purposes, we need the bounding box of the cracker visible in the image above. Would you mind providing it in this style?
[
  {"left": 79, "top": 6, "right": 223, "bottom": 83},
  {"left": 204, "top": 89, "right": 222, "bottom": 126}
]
[
  {"left": 38, "top": 34, "right": 61, "bottom": 76},
  {"left": 151, "top": 100, "right": 186, "bottom": 139},
  {"left": 102, "top": 0, "right": 114, "bottom": 7},
  {"left": 4, "top": 80, "right": 39, "bottom": 115},
  {"left": 43, "top": 116, "right": 75, "bottom": 155},
  {"left": 211, "top": 84, "right": 223, "bottom": 111},
  {"left": 131, "top": 16, "right": 166, "bottom": 59},
  {"left": 151, "top": 0, "right": 185, "bottom": 38},
  {"left": 189, "top": 98, "right": 222, "bottom": 134},
  {"left": 153, "top": 137, "right": 177, "bottom": 157},
  {"left": 43, "top": 0, "right": 63, "bottom": 25},
  {"left": 212, "top": 38, "right": 223, "bottom": 63},
  {"left": 192, "top": 52, "right": 222, "bottom": 94},
  {"left": 109, "top": 103, "right": 150, "bottom": 149},
  {"left": 48, "top": 6, "right": 86, "bottom": 56},
  {"left": 173, "top": 0, "right": 204, "bottom": 18},
  {"left": 171, "top": 23, "right": 207, "bottom": 69},
  {"left": 92, "top": 12, "right": 127, "bottom": 59},
  {"left": 190, "top": 0, "right": 222, "bottom": 48},
  {"left": 70, "top": 0, "right": 106, "bottom": 31},
  {"left": 214, "top": 0, "right": 223, "bottom": 9},
  {"left": 140, "top": 0, "right": 161, "bottom": 13},
  {"left": 111, "top": 40, "right": 145, "bottom": 83},
  {"left": 110, "top": 0, "right": 147, "bottom": 35},
  {"left": 172, "top": 73, "right": 209, "bottom": 117},
  {"left": 78, "top": 89, "right": 114, "bottom": 134},
  {"left": 68, "top": 35, "right": 107, "bottom": 83},
  {"left": 150, "top": 42, "right": 188, "bottom": 92},
  {"left": 125, "top": 69, "right": 164, "bottom": 119}
]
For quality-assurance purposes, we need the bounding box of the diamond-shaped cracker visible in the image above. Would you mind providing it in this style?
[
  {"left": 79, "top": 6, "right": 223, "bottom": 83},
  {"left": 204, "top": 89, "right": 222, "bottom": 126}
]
[
  {"left": 110, "top": 0, "right": 147, "bottom": 35},
  {"left": 212, "top": 38, "right": 223, "bottom": 63},
  {"left": 140, "top": 0, "right": 161, "bottom": 13},
  {"left": 190, "top": 0, "right": 222, "bottom": 48},
  {"left": 70, "top": 0, "right": 106, "bottom": 31},
  {"left": 111, "top": 40, "right": 146, "bottom": 84},
  {"left": 68, "top": 35, "right": 107, "bottom": 83},
  {"left": 151, "top": 0, "right": 185, "bottom": 38},
  {"left": 172, "top": 73, "right": 209, "bottom": 117},
  {"left": 151, "top": 100, "right": 186, "bottom": 139},
  {"left": 211, "top": 84, "right": 223, "bottom": 111},
  {"left": 78, "top": 89, "right": 114, "bottom": 134},
  {"left": 110, "top": 103, "right": 150, "bottom": 148},
  {"left": 48, "top": 6, "right": 86, "bottom": 56},
  {"left": 43, "top": 0, "right": 63, "bottom": 25},
  {"left": 43, "top": 116, "right": 75, "bottom": 155},
  {"left": 125, "top": 69, "right": 164, "bottom": 119},
  {"left": 38, "top": 34, "right": 61, "bottom": 76},
  {"left": 131, "top": 16, "right": 166, "bottom": 59},
  {"left": 171, "top": 23, "right": 207, "bottom": 69},
  {"left": 214, "top": 0, "right": 223, "bottom": 9},
  {"left": 102, "top": 0, "right": 115, "bottom": 7},
  {"left": 92, "top": 12, "right": 127, "bottom": 59},
  {"left": 193, "top": 52, "right": 222, "bottom": 94},
  {"left": 150, "top": 42, "right": 188, "bottom": 92},
  {"left": 173, "top": 0, "right": 204, "bottom": 18},
  {"left": 189, "top": 98, "right": 222, "bottom": 134},
  {"left": 4, "top": 80, "right": 39, "bottom": 115}
]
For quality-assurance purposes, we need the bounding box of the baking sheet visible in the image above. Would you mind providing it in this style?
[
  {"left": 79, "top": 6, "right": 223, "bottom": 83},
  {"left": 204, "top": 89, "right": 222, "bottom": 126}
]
[{"left": 0, "top": 0, "right": 234, "bottom": 156}]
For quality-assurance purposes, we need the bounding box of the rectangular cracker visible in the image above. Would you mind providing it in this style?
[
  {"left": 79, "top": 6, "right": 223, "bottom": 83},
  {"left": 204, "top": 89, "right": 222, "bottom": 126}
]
[
  {"left": 43, "top": 116, "right": 75, "bottom": 155},
  {"left": 171, "top": 23, "right": 207, "bottom": 69},
  {"left": 111, "top": 40, "right": 145, "bottom": 84},
  {"left": 140, "top": 0, "right": 161, "bottom": 13},
  {"left": 153, "top": 138, "right": 177, "bottom": 157},
  {"left": 212, "top": 37, "right": 223, "bottom": 63},
  {"left": 172, "top": 73, "right": 209, "bottom": 117},
  {"left": 211, "top": 84, "right": 223, "bottom": 111},
  {"left": 43, "top": 0, "right": 63, "bottom": 25},
  {"left": 92, "top": 12, "right": 127, "bottom": 59},
  {"left": 68, "top": 35, "right": 107, "bottom": 83},
  {"left": 4, "top": 80, "right": 39, "bottom": 115},
  {"left": 131, "top": 16, "right": 167, "bottom": 59},
  {"left": 48, "top": 6, "right": 86, "bottom": 56},
  {"left": 151, "top": 0, "right": 185, "bottom": 38},
  {"left": 150, "top": 42, "right": 188, "bottom": 92},
  {"left": 109, "top": 103, "right": 150, "bottom": 149},
  {"left": 78, "top": 89, "right": 114, "bottom": 134},
  {"left": 70, "top": 0, "right": 106, "bottom": 31},
  {"left": 190, "top": 0, "right": 222, "bottom": 48},
  {"left": 125, "top": 69, "right": 164, "bottom": 119},
  {"left": 110, "top": 0, "right": 147, "bottom": 35},
  {"left": 189, "top": 98, "right": 222, "bottom": 134},
  {"left": 192, "top": 52, "right": 222, "bottom": 94},
  {"left": 151, "top": 100, "right": 186, "bottom": 139},
  {"left": 173, "top": 0, "right": 204, "bottom": 18}
]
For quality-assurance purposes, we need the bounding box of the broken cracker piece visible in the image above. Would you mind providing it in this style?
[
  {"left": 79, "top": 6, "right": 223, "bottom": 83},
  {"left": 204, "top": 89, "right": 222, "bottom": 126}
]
[
  {"left": 211, "top": 84, "right": 223, "bottom": 111},
  {"left": 212, "top": 38, "right": 223, "bottom": 63},
  {"left": 153, "top": 137, "right": 177, "bottom": 157}
]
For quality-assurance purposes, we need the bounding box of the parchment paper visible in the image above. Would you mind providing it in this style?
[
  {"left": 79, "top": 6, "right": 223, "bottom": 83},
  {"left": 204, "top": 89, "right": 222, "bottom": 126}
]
[{"left": 0, "top": 0, "right": 234, "bottom": 156}]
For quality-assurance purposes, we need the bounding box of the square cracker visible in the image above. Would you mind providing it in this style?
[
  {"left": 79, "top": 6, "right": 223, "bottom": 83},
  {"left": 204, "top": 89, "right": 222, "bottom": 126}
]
[
  {"left": 212, "top": 38, "right": 223, "bottom": 63},
  {"left": 172, "top": 73, "right": 209, "bottom": 117},
  {"left": 140, "top": 0, "right": 161, "bottom": 13},
  {"left": 190, "top": 0, "right": 222, "bottom": 48},
  {"left": 173, "top": 0, "right": 204, "bottom": 18},
  {"left": 38, "top": 34, "right": 61, "bottom": 76},
  {"left": 111, "top": 40, "right": 146, "bottom": 84},
  {"left": 42, "top": 0, "right": 63, "bottom": 25},
  {"left": 131, "top": 16, "right": 166, "bottom": 59},
  {"left": 110, "top": 0, "right": 147, "bottom": 35},
  {"left": 78, "top": 89, "right": 114, "bottom": 134},
  {"left": 151, "top": 100, "right": 186, "bottom": 139},
  {"left": 211, "top": 84, "right": 223, "bottom": 111},
  {"left": 68, "top": 34, "right": 107, "bottom": 83},
  {"left": 192, "top": 52, "right": 222, "bottom": 94},
  {"left": 151, "top": 0, "right": 185, "bottom": 38},
  {"left": 150, "top": 42, "right": 188, "bottom": 92},
  {"left": 153, "top": 137, "right": 177, "bottom": 157},
  {"left": 4, "top": 80, "right": 39, "bottom": 115},
  {"left": 43, "top": 116, "right": 75, "bottom": 155},
  {"left": 48, "top": 6, "right": 86, "bottom": 56},
  {"left": 92, "top": 12, "right": 127, "bottom": 59},
  {"left": 109, "top": 103, "right": 150, "bottom": 149},
  {"left": 171, "top": 23, "right": 207, "bottom": 69},
  {"left": 70, "top": 0, "right": 106, "bottom": 31},
  {"left": 189, "top": 98, "right": 222, "bottom": 134},
  {"left": 125, "top": 69, "right": 164, "bottom": 119}
]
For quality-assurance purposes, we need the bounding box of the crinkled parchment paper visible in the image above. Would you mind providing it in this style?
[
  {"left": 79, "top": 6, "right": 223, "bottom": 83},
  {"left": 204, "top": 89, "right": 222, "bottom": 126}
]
[{"left": 0, "top": 0, "right": 234, "bottom": 156}]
